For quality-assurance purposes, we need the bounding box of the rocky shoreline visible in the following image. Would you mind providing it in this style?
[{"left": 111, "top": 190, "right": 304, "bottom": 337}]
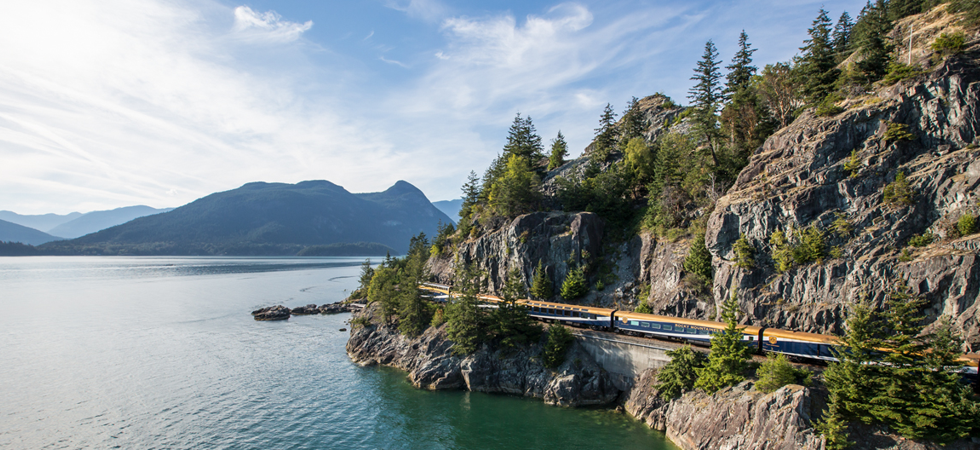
[{"left": 251, "top": 301, "right": 355, "bottom": 320}]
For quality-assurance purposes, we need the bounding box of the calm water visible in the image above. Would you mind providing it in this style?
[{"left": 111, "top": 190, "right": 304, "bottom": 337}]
[{"left": 0, "top": 257, "right": 675, "bottom": 449}]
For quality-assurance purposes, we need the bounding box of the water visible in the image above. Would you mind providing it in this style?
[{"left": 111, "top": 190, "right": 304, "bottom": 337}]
[{"left": 0, "top": 257, "right": 675, "bottom": 449}]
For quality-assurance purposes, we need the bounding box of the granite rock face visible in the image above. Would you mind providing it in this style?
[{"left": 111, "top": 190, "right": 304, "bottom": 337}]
[
  {"left": 345, "top": 303, "right": 619, "bottom": 407},
  {"left": 706, "top": 56, "right": 980, "bottom": 348}
]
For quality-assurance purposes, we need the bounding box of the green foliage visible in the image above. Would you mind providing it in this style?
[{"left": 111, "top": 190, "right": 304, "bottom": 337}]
[
  {"left": 688, "top": 40, "right": 723, "bottom": 166},
  {"left": 555, "top": 161, "right": 633, "bottom": 228},
  {"left": 458, "top": 171, "right": 481, "bottom": 237},
  {"left": 488, "top": 154, "right": 541, "bottom": 217},
  {"left": 770, "top": 226, "right": 826, "bottom": 272},
  {"left": 446, "top": 265, "right": 486, "bottom": 355},
  {"left": 592, "top": 103, "right": 618, "bottom": 162},
  {"left": 832, "top": 11, "right": 854, "bottom": 61},
  {"left": 815, "top": 92, "right": 845, "bottom": 116},
  {"left": 634, "top": 301, "right": 653, "bottom": 314},
  {"left": 899, "top": 248, "right": 914, "bottom": 262},
  {"left": 398, "top": 233, "right": 432, "bottom": 337},
  {"left": 855, "top": 0, "right": 893, "bottom": 83},
  {"left": 560, "top": 266, "right": 588, "bottom": 300},
  {"left": 815, "top": 404, "right": 854, "bottom": 450},
  {"left": 694, "top": 292, "right": 751, "bottom": 394},
  {"left": 624, "top": 137, "right": 654, "bottom": 186},
  {"left": 770, "top": 230, "right": 794, "bottom": 273},
  {"left": 367, "top": 266, "right": 400, "bottom": 321},
  {"left": 547, "top": 131, "right": 569, "bottom": 171},
  {"left": 542, "top": 324, "right": 575, "bottom": 368},
  {"left": 908, "top": 232, "right": 935, "bottom": 247},
  {"left": 755, "top": 352, "right": 811, "bottom": 393},
  {"left": 502, "top": 112, "right": 544, "bottom": 161},
  {"left": 724, "top": 30, "right": 758, "bottom": 97},
  {"left": 430, "top": 221, "right": 455, "bottom": 256},
  {"left": 489, "top": 268, "right": 543, "bottom": 349},
  {"left": 799, "top": 8, "right": 841, "bottom": 102},
  {"left": 619, "top": 97, "right": 648, "bottom": 147},
  {"left": 931, "top": 31, "right": 966, "bottom": 60},
  {"left": 882, "top": 62, "right": 925, "bottom": 85},
  {"left": 831, "top": 213, "right": 853, "bottom": 236},
  {"left": 683, "top": 230, "right": 713, "bottom": 286},
  {"left": 530, "top": 260, "right": 553, "bottom": 300},
  {"left": 957, "top": 213, "right": 977, "bottom": 236},
  {"left": 758, "top": 62, "right": 799, "bottom": 129},
  {"left": 843, "top": 150, "right": 861, "bottom": 178},
  {"left": 883, "top": 171, "right": 914, "bottom": 206},
  {"left": 352, "top": 259, "right": 375, "bottom": 299},
  {"left": 654, "top": 346, "right": 707, "bottom": 400},
  {"left": 350, "top": 316, "right": 371, "bottom": 329},
  {"left": 733, "top": 234, "right": 755, "bottom": 270},
  {"left": 883, "top": 122, "right": 915, "bottom": 144},
  {"left": 430, "top": 307, "right": 445, "bottom": 328}
]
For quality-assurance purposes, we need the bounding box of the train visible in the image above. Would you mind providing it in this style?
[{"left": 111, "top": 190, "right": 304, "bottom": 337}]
[{"left": 419, "top": 283, "right": 980, "bottom": 386}]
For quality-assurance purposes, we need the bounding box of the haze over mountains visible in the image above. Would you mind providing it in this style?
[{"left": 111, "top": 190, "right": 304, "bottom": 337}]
[
  {"left": 432, "top": 199, "right": 462, "bottom": 223},
  {"left": 39, "top": 180, "right": 451, "bottom": 256},
  {"left": 0, "top": 219, "right": 63, "bottom": 246}
]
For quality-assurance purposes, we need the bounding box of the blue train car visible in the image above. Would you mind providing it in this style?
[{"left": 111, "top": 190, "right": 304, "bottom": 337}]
[
  {"left": 522, "top": 300, "right": 616, "bottom": 330},
  {"left": 614, "top": 311, "right": 763, "bottom": 347},
  {"left": 760, "top": 328, "right": 841, "bottom": 361}
]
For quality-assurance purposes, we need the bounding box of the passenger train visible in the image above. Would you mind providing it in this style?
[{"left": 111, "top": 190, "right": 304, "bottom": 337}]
[{"left": 420, "top": 283, "right": 979, "bottom": 386}]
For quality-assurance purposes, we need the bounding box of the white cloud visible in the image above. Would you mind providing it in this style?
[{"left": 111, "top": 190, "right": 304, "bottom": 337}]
[
  {"left": 380, "top": 56, "right": 410, "bottom": 68},
  {"left": 232, "top": 5, "right": 312, "bottom": 43},
  {"left": 385, "top": 0, "right": 448, "bottom": 22}
]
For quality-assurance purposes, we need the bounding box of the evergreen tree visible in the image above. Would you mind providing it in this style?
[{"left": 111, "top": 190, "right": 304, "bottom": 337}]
[
  {"left": 688, "top": 40, "right": 723, "bottom": 166},
  {"left": 356, "top": 258, "right": 375, "bottom": 295},
  {"left": 654, "top": 346, "right": 707, "bottom": 399},
  {"left": 853, "top": 0, "right": 893, "bottom": 83},
  {"left": 799, "top": 8, "right": 840, "bottom": 102},
  {"left": 530, "top": 260, "right": 553, "bottom": 300},
  {"left": 398, "top": 233, "right": 431, "bottom": 337},
  {"left": 547, "top": 131, "right": 569, "bottom": 171},
  {"left": 619, "top": 96, "right": 647, "bottom": 146},
  {"left": 367, "top": 267, "right": 400, "bottom": 322},
  {"left": 823, "top": 299, "right": 882, "bottom": 426},
  {"left": 593, "top": 103, "right": 618, "bottom": 162},
  {"left": 888, "top": 0, "right": 924, "bottom": 21},
  {"left": 725, "top": 31, "right": 757, "bottom": 97},
  {"left": 489, "top": 268, "right": 542, "bottom": 349},
  {"left": 488, "top": 154, "right": 541, "bottom": 217},
  {"left": 542, "top": 323, "right": 574, "bottom": 368},
  {"left": 694, "top": 292, "right": 751, "bottom": 393},
  {"left": 832, "top": 11, "right": 854, "bottom": 60},
  {"left": 502, "top": 113, "right": 544, "bottom": 161},
  {"left": 915, "top": 318, "right": 978, "bottom": 442},
  {"left": 683, "top": 231, "right": 713, "bottom": 286},
  {"left": 560, "top": 266, "right": 588, "bottom": 300},
  {"left": 446, "top": 265, "right": 485, "bottom": 355}
]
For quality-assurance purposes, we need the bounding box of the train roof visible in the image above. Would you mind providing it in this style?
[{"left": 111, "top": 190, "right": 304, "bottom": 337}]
[
  {"left": 762, "top": 328, "right": 841, "bottom": 345},
  {"left": 615, "top": 310, "right": 762, "bottom": 334},
  {"left": 960, "top": 353, "right": 980, "bottom": 368},
  {"left": 521, "top": 299, "right": 617, "bottom": 314}
]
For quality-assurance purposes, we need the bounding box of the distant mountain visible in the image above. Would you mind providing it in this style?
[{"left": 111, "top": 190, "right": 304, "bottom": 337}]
[
  {"left": 0, "top": 211, "right": 81, "bottom": 232},
  {"left": 0, "top": 219, "right": 63, "bottom": 245},
  {"left": 41, "top": 180, "right": 452, "bottom": 256},
  {"left": 48, "top": 205, "right": 173, "bottom": 239},
  {"left": 432, "top": 199, "right": 462, "bottom": 223}
]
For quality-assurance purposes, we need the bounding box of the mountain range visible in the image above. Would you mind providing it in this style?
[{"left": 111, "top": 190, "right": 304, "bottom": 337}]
[
  {"left": 39, "top": 180, "right": 450, "bottom": 256},
  {"left": 0, "top": 219, "right": 63, "bottom": 246},
  {"left": 432, "top": 199, "right": 462, "bottom": 223}
]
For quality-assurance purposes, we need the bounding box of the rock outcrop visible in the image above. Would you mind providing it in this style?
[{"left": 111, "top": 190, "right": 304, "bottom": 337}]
[
  {"left": 252, "top": 305, "right": 290, "bottom": 321},
  {"left": 346, "top": 303, "right": 619, "bottom": 407},
  {"left": 291, "top": 304, "right": 320, "bottom": 315}
]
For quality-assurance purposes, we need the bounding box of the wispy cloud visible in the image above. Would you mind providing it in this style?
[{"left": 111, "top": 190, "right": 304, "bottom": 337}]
[
  {"left": 384, "top": 0, "right": 448, "bottom": 22},
  {"left": 380, "top": 56, "right": 410, "bottom": 68},
  {"left": 232, "top": 6, "right": 312, "bottom": 43}
]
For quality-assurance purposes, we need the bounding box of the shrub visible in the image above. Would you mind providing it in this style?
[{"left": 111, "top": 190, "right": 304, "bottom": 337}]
[
  {"left": 908, "top": 232, "right": 934, "bottom": 247},
  {"left": 842, "top": 150, "right": 860, "bottom": 178},
  {"left": 756, "top": 352, "right": 811, "bottom": 393},
  {"left": 770, "top": 230, "right": 794, "bottom": 273},
  {"left": 816, "top": 92, "right": 845, "bottom": 117},
  {"left": 883, "top": 122, "right": 915, "bottom": 144},
  {"left": 560, "top": 266, "right": 588, "bottom": 300},
  {"left": 883, "top": 171, "right": 914, "bottom": 206},
  {"left": 957, "top": 213, "right": 977, "bottom": 236},
  {"left": 899, "top": 248, "right": 914, "bottom": 262},
  {"left": 931, "top": 32, "right": 966, "bottom": 60},
  {"left": 831, "top": 213, "right": 852, "bottom": 236},
  {"left": 733, "top": 234, "right": 756, "bottom": 269},
  {"left": 430, "top": 307, "right": 446, "bottom": 328},
  {"left": 654, "top": 346, "right": 707, "bottom": 399},
  {"left": 543, "top": 324, "right": 575, "bottom": 368},
  {"left": 795, "top": 227, "right": 826, "bottom": 265},
  {"left": 350, "top": 316, "right": 371, "bottom": 329},
  {"left": 683, "top": 231, "right": 713, "bottom": 286},
  {"left": 635, "top": 301, "right": 653, "bottom": 314},
  {"left": 882, "top": 62, "right": 924, "bottom": 85}
]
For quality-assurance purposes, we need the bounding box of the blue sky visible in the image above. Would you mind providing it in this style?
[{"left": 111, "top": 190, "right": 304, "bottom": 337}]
[{"left": 0, "top": 0, "right": 863, "bottom": 214}]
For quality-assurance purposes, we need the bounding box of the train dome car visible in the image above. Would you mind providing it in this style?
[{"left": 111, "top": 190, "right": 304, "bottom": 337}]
[
  {"left": 614, "top": 311, "right": 762, "bottom": 347},
  {"left": 522, "top": 300, "right": 616, "bottom": 330},
  {"left": 759, "top": 328, "right": 841, "bottom": 361}
]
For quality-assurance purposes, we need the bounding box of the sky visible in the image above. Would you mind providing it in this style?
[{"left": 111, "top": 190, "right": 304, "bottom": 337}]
[{"left": 0, "top": 0, "right": 864, "bottom": 214}]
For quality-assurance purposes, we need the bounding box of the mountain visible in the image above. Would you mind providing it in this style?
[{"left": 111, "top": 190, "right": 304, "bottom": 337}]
[
  {"left": 0, "top": 219, "right": 63, "bottom": 245},
  {"left": 0, "top": 211, "right": 81, "bottom": 232},
  {"left": 432, "top": 199, "right": 462, "bottom": 223},
  {"left": 48, "top": 205, "right": 173, "bottom": 239},
  {"left": 41, "top": 180, "right": 452, "bottom": 256}
]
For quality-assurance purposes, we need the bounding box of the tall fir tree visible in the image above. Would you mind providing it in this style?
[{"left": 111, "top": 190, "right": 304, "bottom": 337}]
[
  {"left": 488, "top": 153, "right": 540, "bottom": 217},
  {"left": 446, "top": 264, "right": 485, "bottom": 355},
  {"left": 688, "top": 40, "right": 723, "bottom": 166},
  {"left": 694, "top": 291, "right": 751, "bottom": 393},
  {"left": 832, "top": 11, "right": 854, "bottom": 61},
  {"left": 398, "top": 232, "right": 431, "bottom": 337},
  {"left": 724, "top": 30, "right": 757, "bottom": 97},
  {"left": 547, "top": 131, "right": 569, "bottom": 171},
  {"left": 799, "top": 8, "right": 840, "bottom": 102},
  {"left": 619, "top": 96, "right": 647, "bottom": 147},
  {"left": 489, "top": 268, "right": 542, "bottom": 348},
  {"left": 593, "top": 103, "right": 618, "bottom": 162},
  {"left": 502, "top": 113, "right": 544, "bottom": 161},
  {"left": 856, "top": 0, "right": 893, "bottom": 83},
  {"left": 530, "top": 260, "right": 553, "bottom": 300}
]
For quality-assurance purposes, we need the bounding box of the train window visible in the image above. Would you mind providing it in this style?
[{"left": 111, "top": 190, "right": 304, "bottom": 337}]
[
  {"left": 641, "top": 322, "right": 650, "bottom": 328},
  {"left": 748, "top": 336, "right": 754, "bottom": 341},
  {"left": 629, "top": 320, "right": 639, "bottom": 326},
  {"left": 531, "top": 306, "right": 538, "bottom": 312},
  {"left": 590, "top": 314, "right": 596, "bottom": 319},
  {"left": 548, "top": 309, "right": 555, "bottom": 314},
  {"left": 563, "top": 310, "right": 570, "bottom": 316},
  {"left": 663, "top": 325, "right": 672, "bottom": 331},
  {"left": 571, "top": 311, "right": 579, "bottom": 317},
  {"left": 651, "top": 323, "right": 661, "bottom": 329},
  {"left": 686, "top": 328, "right": 696, "bottom": 334}
]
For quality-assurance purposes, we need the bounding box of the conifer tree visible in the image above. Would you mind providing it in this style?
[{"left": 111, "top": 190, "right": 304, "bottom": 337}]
[
  {"left": 619, "top": 96, "right": 647, "bottom": 146},
  {"left": 832, "top": 11, "right": 854, "bottom": 60},
  {"left": 446, "top": 265, "right": 485, "bottom": 355},
  {"left": 488, "top": 154, "right": 540, "bottom": 217},
  {"left": 856, "top": 0, "right": 893, "bottom": 83},
  {"left": 593, "top": 103, "right": 618, "bottom": 162},
  {"left": 398, "top": 232, "right": 431, "bottom": 337},
  {"left": 688, "top": 40, "right": 723, "bottom": 166},
  {"left": 547, "top": 131, "right": 568, "bottom": 171},
  {"left": 694, "top": 291, "right": 751, "bottom": 393},
  {"left": 503, "top": 113, "right": 544, "bottom": 161},
  {"left": 683, "top": 231, "right": 713, "bottom": 286},
  {"left": 799, "top": 8, "right": 840, "bottom": 102},
  {"left": 489, "top": 268, "right": 542, "bottom": 349},
  {"left": 530, "top": 260, "right": 553, "bottom": 300},
  {"left": 725, "top": 31, "right": 757, "bottom": 97},
  {"left": 560, "top": 266, "right": 588, "bottom": 300},
  {"left": 458, "top": 171, "right": 481, "bottom": 235}
]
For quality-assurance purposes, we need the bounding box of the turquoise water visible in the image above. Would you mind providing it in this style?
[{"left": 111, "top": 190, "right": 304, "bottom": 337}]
[{"left": 0, "top": 257, "right": 675, "bottom": 449}]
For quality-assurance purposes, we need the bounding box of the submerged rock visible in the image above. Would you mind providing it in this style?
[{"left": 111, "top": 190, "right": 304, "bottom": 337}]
[{"left": 251, "top": 305, "right": 290, "bottom": 321}]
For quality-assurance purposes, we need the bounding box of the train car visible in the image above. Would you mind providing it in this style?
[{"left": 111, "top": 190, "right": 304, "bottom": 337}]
[
  {"left": 759, "top": 328, "right": 841, "bottom": 361},
  {"left": 522, "top": 299, "right": 616, "bottom": 330},
  {"left": 613, "top": 310, "right": 763, "bottom": 347}
]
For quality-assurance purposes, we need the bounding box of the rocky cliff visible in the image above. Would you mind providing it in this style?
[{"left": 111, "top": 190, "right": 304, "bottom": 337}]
[{"left": 346, "top": 303, "right": 619, "bottom": 407}]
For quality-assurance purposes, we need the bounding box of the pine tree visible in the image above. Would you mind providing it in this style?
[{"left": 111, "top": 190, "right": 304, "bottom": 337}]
[
  {"left": 683, "top": 231, "right": 713, "bottom": 286},
  {"left": 502, "top": 113, "right": 544, "bottom": 161},
  {"left": 542, "top": 323, "right": 574, "bottom": 368},
  {"left": 688, "top": 40, "right": 723, "bottom": 166},
  {"left": 832, "top": 11, "right": 854, "bottom": 60},
  {"left": 488, "top": 154, "right": 541, "bottom": 217},
  {"left": 530, "top": 261, "right": 553, "bottom": 300},
  {"left": 593, "top": 103, "right": 618, "bottom": 162},
  {"left": 619, "top": 96, "right": 647, "bottom": 146},
  {"left": 694, "top": 291, "right": 751, "bottom": 393},
  {"left": 367, "top": 267, "right": 400, "bottom": 322},
  {"left": 356, "top": 259, "right": 375, "bottom": 295},
  {"left": 823, "top": 299, "right": 882, "bottom": 426},
  {"left": 398, "top": 232, "right": 431, "bottom": 337},
  {"left": 725, "top": 31, "right": 757, "bottom": 97},
  {"left": 489, "top": 268, "right": 542, "bottom": 349},
  {"left": 560, "top": 266, "right": 588, "bottom": 300},
  {"left": 856, "top": 0, "right": 893, "bottom": 83},
  {"left": 654, "top": 346, "right": 707, "bottom": 399},
  {"left": 446, "top": 265, "right": 485, "bottom": 355},
  {"left": 547, "top": 131, "right": 568, "bottom": 171},
  {"left": 799, "top": 8, "right": 840, "bottom": 102}
]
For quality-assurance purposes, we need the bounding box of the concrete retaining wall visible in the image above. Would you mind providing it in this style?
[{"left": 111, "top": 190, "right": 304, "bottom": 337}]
[{"left": 572, "top": 331, "right": 674, "bottom": 391}]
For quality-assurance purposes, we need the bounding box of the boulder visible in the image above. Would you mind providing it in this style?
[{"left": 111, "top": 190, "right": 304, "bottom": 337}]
[{"left": 251, "top": 305, "right": 290, "bottom": 321}]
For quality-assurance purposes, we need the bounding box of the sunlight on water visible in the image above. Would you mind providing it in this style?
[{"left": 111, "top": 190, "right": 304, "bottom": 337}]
[{"left": 0, "top": 256, "right": 675, "bottom": 449}]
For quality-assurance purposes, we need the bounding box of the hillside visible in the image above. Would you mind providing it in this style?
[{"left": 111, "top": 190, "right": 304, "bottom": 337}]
[
  {"left": 48, "top": 205, "right": 173, "bottom": 239},
  {"left": 41, "top": 180, "right": 451, "bottom": 256},
  {"left": 0, "top": 211, "right": 81, "bottom": 232},
  {"left": 432, "top": 199, "right": 462, "bottom": 223},
  {"left": 0, "top": 219, "right": 62, "bottom": 245}
]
